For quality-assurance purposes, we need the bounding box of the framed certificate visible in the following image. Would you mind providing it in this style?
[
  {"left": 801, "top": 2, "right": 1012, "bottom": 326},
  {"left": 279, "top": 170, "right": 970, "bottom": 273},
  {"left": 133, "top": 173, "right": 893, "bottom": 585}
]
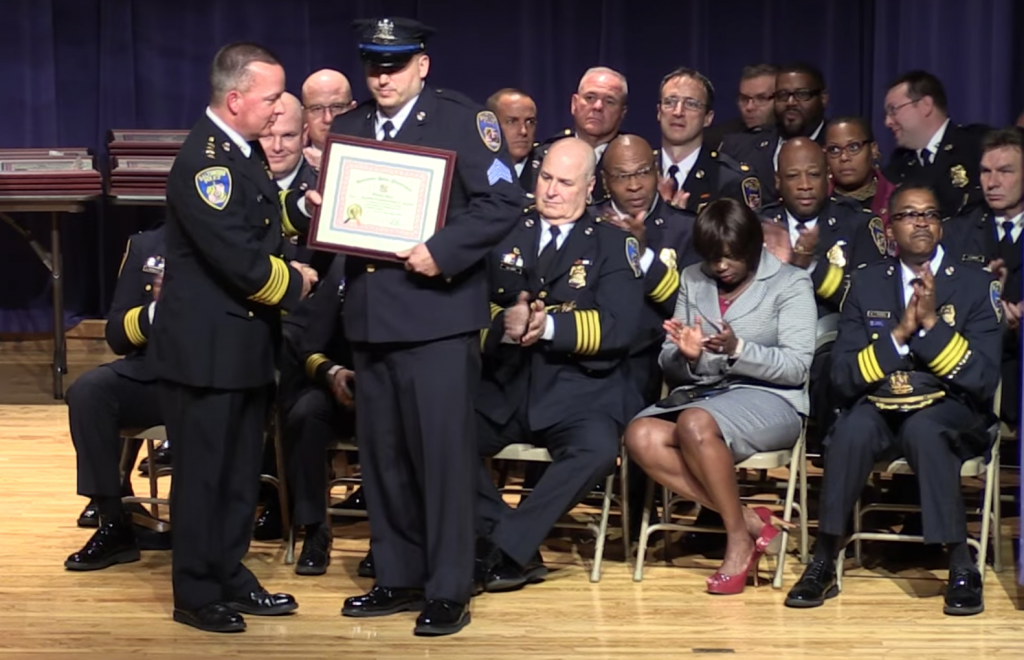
[{"left": 307, "top": 134, "right": 456, "bottom": 261}]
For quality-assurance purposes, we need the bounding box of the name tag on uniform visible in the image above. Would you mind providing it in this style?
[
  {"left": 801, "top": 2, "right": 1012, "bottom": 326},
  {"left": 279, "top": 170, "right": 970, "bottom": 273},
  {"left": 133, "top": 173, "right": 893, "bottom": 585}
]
[{"left": 866, "top": 310, "right": 891, "bottom": 319}]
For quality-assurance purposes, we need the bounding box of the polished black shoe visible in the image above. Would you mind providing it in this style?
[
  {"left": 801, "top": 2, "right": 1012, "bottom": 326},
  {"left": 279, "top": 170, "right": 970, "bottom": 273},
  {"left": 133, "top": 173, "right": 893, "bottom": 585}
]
[
  {"left": 341, "top": 585, "right": 425, "bottom": 618},
  {"left": 228, "top": 587, "right": 298, "bottom": 616},
  {"left": 252, "top": 503, "right": 282, "bottom": 541},
  {"left": 357, "top": 549, "right": 375, "bottom": 578},
  {"left": 414, "top": 599, "right": 470, "bottom": 636},
  {"left": 295, "top": 525, "right": 332, "bottom": 576},
  {"left": 138, "top": 446, "right": 172, "bottom": 474},
  {"left": 77, "top": 502, "right": 99, "bottom": 528},
  {"left": 65, "top": 516, "right": 140, "bottom": 571},
  {"left": 173, "top": 603, "right": 246, "bottom": 633},
  {"left": 478, "top": 544, "right": 547, "bottom": 593},
  {"left": 785, "top": 558, "right": 839, "bottom": 608},
  {"left": 333, "top": 487, "right": 365, "bottom": 511},
  {"left": 943, "top": 566, "right": 984, "bottom": 616}
]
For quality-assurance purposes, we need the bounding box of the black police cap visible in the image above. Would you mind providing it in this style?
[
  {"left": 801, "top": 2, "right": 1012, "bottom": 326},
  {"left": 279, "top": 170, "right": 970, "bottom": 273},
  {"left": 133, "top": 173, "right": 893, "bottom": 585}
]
[{"left": 353, "top": 17, "right": 435, "bottom": 69}]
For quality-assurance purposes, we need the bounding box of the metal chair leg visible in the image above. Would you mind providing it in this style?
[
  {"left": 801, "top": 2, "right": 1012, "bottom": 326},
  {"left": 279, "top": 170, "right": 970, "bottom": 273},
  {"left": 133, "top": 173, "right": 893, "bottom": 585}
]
[
  {"left": 632, "top": 478, "right": 655, "bottom": 582},
  {"left": 590, "top": 471, "right": 615, "bottom": 583},
  {"left": 619, "top": 445, "right": 631, "bottom": 567}
]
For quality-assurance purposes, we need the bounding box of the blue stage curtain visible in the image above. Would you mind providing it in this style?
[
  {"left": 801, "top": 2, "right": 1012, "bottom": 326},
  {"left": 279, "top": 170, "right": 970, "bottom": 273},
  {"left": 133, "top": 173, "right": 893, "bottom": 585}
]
[{"left": 1, "top": 0, "right": 1023, "bottom": 333}]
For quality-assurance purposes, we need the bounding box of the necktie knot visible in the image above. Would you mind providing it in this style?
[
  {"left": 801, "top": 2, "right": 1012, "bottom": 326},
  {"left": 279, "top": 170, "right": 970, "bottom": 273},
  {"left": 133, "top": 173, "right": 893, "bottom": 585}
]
[
  {"left": 1001, "top": 221, "right": 1016, "bottom": 243},
  {"left": 381, "top": 120, "right": 395, "bottom": 141},
  {"left": 920, "top": 147, "right": 932, "bottom": 166}
]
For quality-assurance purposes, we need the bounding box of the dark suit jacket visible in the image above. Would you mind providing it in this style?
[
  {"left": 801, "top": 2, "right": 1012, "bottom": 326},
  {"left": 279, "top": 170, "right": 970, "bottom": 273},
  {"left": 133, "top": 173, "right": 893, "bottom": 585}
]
[
  {"left": 150, "top": 113, "right": 303, "bottom": 389},
  {"left": 704, "top": 117, "right": 748, "bottom": 152},
  {"left": 943, "top": 206, "right": 1022, "bottom": 303},
  {"left": 832, "top": 253, "right": 1002, "bottom": 413},
  {"left": 327, "top": 88, "right": 526, "bottom": 344},
  {"left": 104, "top": 226, "right": 165, "bottom": 383},
  {"left": 478, "top": 210, "right": 644, "bottom": 429},
  {"left": 721, "top": 123, "right": 827, "bottom": 209},
  {"left": 884, "top": 122, "right": 989, "bottom": 219}
]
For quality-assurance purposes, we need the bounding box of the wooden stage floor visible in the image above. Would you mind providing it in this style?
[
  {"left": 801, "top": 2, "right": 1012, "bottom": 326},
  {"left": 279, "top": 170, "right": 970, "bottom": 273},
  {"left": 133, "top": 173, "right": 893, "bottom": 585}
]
[{"left": 3, "top": 402, "right": 1023, "bottom": 658}]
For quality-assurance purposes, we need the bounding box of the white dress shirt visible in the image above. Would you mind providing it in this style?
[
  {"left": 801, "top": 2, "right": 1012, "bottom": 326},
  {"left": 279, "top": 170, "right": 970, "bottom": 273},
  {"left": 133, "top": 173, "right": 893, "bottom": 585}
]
[
  {"left": 995, "top": 211, "right": 1024, "bottom": 243},
  {"left": 514, "top": 159, "right": 526, "bottom": 178},
  {"left": 918, "top": 118, "right": 950, "bottom": 166},
  {"left": 275, "top": 158, "right": 304, "bottom": 191},
  {"left": 375, "top": 92, "right": 420, "bottom": 140},
  {"left": 660, "top": 147, "right": 701, "bottom": 191},
  {"left": 892, "top": 245, "right": 945, "bottom": 355}
]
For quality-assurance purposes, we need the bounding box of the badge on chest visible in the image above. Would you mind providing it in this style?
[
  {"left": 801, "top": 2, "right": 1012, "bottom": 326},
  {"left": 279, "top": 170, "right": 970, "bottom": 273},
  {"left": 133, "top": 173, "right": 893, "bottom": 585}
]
[{"left": 500, "top": 247, "right": 524, "bottom": 273}]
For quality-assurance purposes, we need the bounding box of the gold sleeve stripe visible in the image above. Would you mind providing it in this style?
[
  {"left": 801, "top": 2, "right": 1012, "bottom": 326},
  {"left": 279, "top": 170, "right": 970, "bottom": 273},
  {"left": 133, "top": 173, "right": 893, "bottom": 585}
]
[
  {"left": 479, "top": 328, "right": 489, "bottom": 350},
  {"left": 650, "top": 266, "right": 680, "bottom": 304},
  {"left": 817, "top": 264, "right": 843, "bottom": 299},
  {"left": 123, "top": 306, "right": 146, "bottom": 346},
  {"left": 857, "top": 344, "right": 885, "bottom": 383},
  {"left": 573, "top": 309, "right": 601, "bottom": 356},
  {"left": 305, "top": 353, "right": 329, "bottom": 380},
  {"left": 279, "top": 190, "right": 298, "bottom": 237},
  {"left": 249, "top": 256, "right": 290, "bottom": 305},
  {"left": 929, "top": 332, "right": 969, "bottom": 377},
  {"left": 490, "top": 303, "right": 503, "bottom": 321}
]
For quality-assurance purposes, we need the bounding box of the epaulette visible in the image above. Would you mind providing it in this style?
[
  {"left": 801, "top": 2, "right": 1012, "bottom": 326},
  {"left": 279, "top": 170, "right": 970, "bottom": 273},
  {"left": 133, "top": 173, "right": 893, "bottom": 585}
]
[
  {"left": 431, "top": 87, "right": 480, "bottom": 110},
  {"left": 713, "top": 149, "right": 747, "bottom": 173}
]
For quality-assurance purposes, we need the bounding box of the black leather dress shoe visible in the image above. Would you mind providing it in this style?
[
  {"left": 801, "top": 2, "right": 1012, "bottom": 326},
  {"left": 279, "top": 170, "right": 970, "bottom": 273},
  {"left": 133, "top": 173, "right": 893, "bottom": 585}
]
[
  {"left": 414, "top": 599, "right": 470, "bottom": 636},
  {"left": 334, "top": 487, "right": 365, "bottom": 511},
  {"left": 65, "top": 516, "right": 140, "bottom": 571},
  {"left": 296, "top": 526, "right": 332, "bottom": 576},
  {"left": 358, "top": 549, "right": 375, "bottom": 578},
  {"left": 173, "top": 603, "right": 246, "bottom": 633},
  {"left": 77, "top": 502, "right": 99, "bottom": 528},
  {"left": 252, "top": 503, "right": 282, "bottom": 541},
  {"left": 785, "top": 558, "right": 839, "bottom": 608},
  {"left": 943, "top": 566, "right": 984, "bottom": 616},
  {"left": 228, "top": 587, "right": 297, "bottom": 616},
  {"left": 138, "top": 446, "right": 172, "bottom": 474},
  {"left": 478, "top": 546, "right": 548, "bottom": 593},
  {"left": 341, "top": 585, "right": 425, "bottom": 618}
]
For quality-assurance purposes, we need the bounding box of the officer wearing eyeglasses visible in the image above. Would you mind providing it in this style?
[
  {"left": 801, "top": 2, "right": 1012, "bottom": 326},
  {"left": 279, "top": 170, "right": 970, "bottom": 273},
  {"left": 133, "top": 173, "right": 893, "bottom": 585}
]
[
  {"left": 653, "top": 67, "right": 760, "bottom": 212},
  {"left": 882, "top": 70, "right": 989, "bottom": 219},
  {"left": 824, "top": 116, "right": 897, "bottom": 223},
  {"left": 786, "top": 183, "right": 1001, "bottom": 617},
  {"left": 721, "top": 63, "right": 830, "bottom": 206}
]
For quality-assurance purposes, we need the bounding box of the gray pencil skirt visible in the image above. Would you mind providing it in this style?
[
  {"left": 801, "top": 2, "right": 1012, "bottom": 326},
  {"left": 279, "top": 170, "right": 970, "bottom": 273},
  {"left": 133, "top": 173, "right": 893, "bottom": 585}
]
[{"left": 631, "top": 387, "right": 802, "bottom": 463}]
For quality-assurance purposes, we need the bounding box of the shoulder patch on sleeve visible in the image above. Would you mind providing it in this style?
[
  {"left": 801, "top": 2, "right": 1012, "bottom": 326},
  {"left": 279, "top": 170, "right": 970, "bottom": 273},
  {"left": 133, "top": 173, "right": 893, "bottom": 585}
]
[
  {"left": 476, "top": 111, "right": 501, "bottom": 152},
  {"left": 625, "top": 236, "right": 642, "bottom": 278},
  {"left": 741, "top": 176, "right": 761, "bottom": 210},
  {"left": 194, "top": 166, "right": 232, "bottom": 211},
  {"left": 991, "top": 280, "right": 1003, "bottom": 323}
]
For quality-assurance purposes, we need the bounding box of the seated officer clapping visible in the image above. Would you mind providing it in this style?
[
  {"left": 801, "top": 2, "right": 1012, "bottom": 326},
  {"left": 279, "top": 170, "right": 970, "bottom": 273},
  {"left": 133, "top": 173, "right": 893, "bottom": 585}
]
[
  {"left": 786, "top": 183, "right": 1003, "bottom": 616},
  {"left": 474, "top": 138, "right": 644, "bottom": 591}
]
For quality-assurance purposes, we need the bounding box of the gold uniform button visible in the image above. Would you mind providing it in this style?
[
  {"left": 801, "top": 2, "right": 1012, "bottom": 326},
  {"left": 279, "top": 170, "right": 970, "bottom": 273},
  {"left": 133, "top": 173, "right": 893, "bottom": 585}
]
[
  {"left": 871, "top": 333, "right": 878, "bottom": 340},
  {"left": 248, "top": 311, "right": 254, "bottom": 318},
  {"left": 144, "top": 284, "right": 152, "bottom": 292},
  {"left": 366, "top": 264, "right": 376, "bottom": 273},
  {"left": 538, "top": 291, "right": 547, "bottom": 299},
  {"left": 497, "top": 287, "right": 505, "bottom": 294},
  {"left": 264, "top": 218, "right": 270, "bottom": 225}
]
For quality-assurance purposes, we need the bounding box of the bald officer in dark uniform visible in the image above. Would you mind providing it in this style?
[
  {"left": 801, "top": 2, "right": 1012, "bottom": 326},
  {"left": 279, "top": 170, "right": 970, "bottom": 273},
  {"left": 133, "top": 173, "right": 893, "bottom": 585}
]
[
  {"left": 150, "top": 42, "right": 318, "bottom": 634},
  {"left": 301, "top": 18, "right": 523, "bottom": 636}
]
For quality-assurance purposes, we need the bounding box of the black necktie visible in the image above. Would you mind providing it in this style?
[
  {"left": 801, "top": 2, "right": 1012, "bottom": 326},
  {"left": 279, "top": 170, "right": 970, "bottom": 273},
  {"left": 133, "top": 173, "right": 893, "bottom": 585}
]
[
  {"left": 919, "top": 147, "right": 932, "bottom": 166},
  {"left": 666, "top": 164, "right": 680, "bottom": 193},
  {"left": 381, "top": 120, "right": 395, "bottom": 141},
  {"left": 536, "top": 226, "right": 560, "bottom": 280},
  {"left": 1001, "top": 221, "right": 1015, "bottom": 245}
]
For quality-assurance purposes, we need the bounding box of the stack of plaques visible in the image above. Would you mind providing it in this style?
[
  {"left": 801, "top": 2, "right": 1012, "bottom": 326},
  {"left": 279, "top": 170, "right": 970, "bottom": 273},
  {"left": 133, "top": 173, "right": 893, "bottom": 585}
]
[
  {"left": 0, "top": 149, "right": 103, "bottom": 197},
  {"left": 107, "top": 130, "right": 187, "bottom": 198}
]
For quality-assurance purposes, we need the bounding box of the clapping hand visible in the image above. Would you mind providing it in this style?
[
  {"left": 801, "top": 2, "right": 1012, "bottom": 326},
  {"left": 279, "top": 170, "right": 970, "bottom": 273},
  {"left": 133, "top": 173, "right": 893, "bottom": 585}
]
[
  {"left": 762, "top": 221, "right": 792, "bottom": 264},
  {"left": 504, "top": 291, "right": 532, "bottom": 342},
  {"left": 664, "top": 317, "right": 705, "bottom": 361},
  {"left": 520, "top": 300, "right": 547, "bottom": 346},
  {"left": 290, "top": 261, "right": 319, "bottom": 299},
  {"left": 303, "top": 145, "right": 323, "bottom": 171},
  {"left": 396, "top": 243, "right": 440, "bottom": 277},
  {"left": 657, "top": 177, "right": 691, "bottom": 209},
  {"left": 791, "top": 223, "right": 820, "bottom": 268},
  {"left": 704, "top": 319, "right": 739, "bottom": 356},
  {"left": 912, "top": 264, "right": 938, "bottom": 330},
  {"left": 604, "top": 210, "right": 648, "bottom": 251}
]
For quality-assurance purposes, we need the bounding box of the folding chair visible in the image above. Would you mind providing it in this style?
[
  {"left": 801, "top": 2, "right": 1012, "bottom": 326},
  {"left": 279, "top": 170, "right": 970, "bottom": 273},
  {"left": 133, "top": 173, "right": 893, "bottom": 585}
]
[
  {"left": 489, "top": 441, "right": 631, "bottom": 583},
  {"left": 631, "top": 421, "right": 808, "bottom": 588},
  {"left": 836, "top": 383, "right": 1005, "bottom": 588},
  {"left": 119, "top": 425, "right": 171, "bottom": 532}
]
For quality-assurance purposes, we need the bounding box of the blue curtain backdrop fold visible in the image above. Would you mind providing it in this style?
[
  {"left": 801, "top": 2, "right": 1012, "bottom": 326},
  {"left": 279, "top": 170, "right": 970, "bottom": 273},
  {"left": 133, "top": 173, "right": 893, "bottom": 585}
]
[{"left": 1, "top": 0, "right": 1022, "bottom": 328}]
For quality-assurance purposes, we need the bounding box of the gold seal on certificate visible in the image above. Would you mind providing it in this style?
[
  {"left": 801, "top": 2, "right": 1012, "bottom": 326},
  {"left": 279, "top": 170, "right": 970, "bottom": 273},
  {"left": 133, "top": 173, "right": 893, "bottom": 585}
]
[{"left": 307, "top": 134, "right": 456, "bottom": 261}]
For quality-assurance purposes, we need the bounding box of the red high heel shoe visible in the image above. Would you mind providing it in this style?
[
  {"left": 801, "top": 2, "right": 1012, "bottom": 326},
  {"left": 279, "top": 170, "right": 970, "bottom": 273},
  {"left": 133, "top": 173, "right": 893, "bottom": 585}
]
[
  {"left": 752, "top": 507, "right": 783, "bottom": 556},
  {"left": 706, "top": 543, "right": 763, "bottom": 595}
]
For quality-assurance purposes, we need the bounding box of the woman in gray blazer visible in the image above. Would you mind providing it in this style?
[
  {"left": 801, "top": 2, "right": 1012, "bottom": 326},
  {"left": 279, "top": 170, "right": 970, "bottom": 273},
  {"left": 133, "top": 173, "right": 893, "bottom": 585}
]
[{"left": 625, "top": 198, "right": 816, "bottom": 595}]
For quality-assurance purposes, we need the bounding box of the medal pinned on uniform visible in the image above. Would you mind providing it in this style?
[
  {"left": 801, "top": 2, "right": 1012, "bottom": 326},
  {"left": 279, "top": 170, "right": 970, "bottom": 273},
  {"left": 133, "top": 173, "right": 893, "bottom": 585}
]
[
  {"left": 142, "top": 255, "right": 165, "bottom": 275},
  {"left": 945, "top": 265, "right": 955, "bottom": 276},
  {"left": 694, "top": 169, "right": 705, "bottom": 179},
  {"left": 827, "top": 216, "right": 836, "bottom": 227},
  {"left": 500, "top": 247, "right": 524, "bottom": 272},
  {"left": 939, "top": 304, "right": 956, "bottom": 326},
  {"left": 827, "top": 241, "right": 847, "bottom": 268},
  {"left": 416, "top": 111, "right": 426, "bottom": 121},
  {"left": 950, "top": 164, "right": 968, "bottom": 188},
  {"left": 654, "top": 217, "right": 664, "bottom": 226},
  {"left": 525, "top": 218, "right": 535, "bottom": 227},
  {"left": 568, "top": 263, "right": 587, "bottom": 289},
  {"left": 584, "top": 226, "right": 593, "bottom": 236}
]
